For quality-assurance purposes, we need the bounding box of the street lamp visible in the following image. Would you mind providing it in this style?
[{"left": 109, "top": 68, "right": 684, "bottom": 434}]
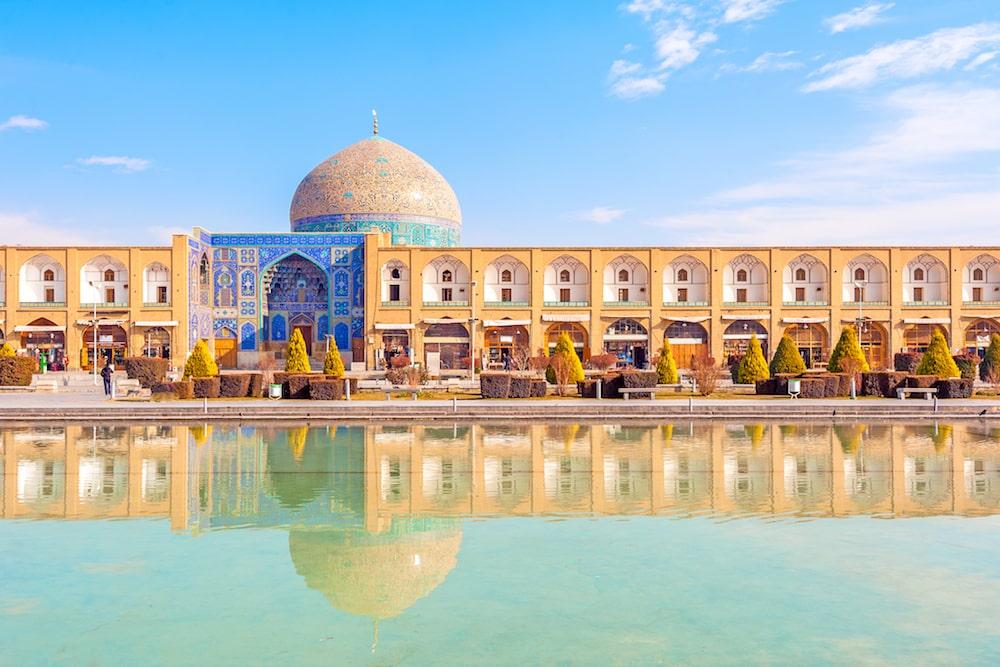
[
  {"left": 89, "top": 281, "right": 98, "bottom": 385},
  {"left": 469, "top": 280, "right": 478, "bottom": 382}
]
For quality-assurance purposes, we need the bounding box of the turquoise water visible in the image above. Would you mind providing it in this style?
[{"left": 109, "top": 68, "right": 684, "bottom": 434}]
[{"left": 3, "top": 422, "right": 1000, "bottom": 665}]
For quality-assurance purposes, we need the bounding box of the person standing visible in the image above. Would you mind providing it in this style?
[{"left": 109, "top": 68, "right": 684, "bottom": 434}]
[{"left": 100, "top": 361, "right": 114, "bottom": 397}]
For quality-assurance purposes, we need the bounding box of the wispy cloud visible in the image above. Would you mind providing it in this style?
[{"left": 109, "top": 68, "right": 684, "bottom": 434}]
[
  {"left": 721, "top": 0, "right": 786, "bottom": 24},
  {"left": 723, "top": 50, "right": 802, "bottom": 73},
  {"left": 825, "top": 3, "right": 894, "bottom": 34},
  {"left": 804, "top": 22, "right": 1000, "bottom": 92},
  {"left": 0, "top": 115, "right": 48, "bottom": 132},
  {"left": 571, "top": 206, "right": 628, "bottom": 224},
  {"left": 75, "top": 155, "right": 151, "bottom": 173}
]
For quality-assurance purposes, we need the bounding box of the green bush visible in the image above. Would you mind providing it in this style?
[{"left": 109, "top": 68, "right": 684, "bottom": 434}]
[
  {"left": 285, "top": 329, "right": 311, "bottom": 373},
  {"left": 981, "top": 333, "right": 1000, "bottom": 382},
  {"left": 769, "top": 334, "right": 806, "bottom": 375},
  {"left": 915, "top": 329, "right": 960, "bottom": 378},
  {"left": 656, "top": 340, "right": 678, "bottom": 384},
  {"left": 0, "top": 356, "right": 37, "bottom": 386},
  {"left": 827, "top": 326, "right": 870, "bottom": 373},
  {"left": 736, "top": 335, "right": 769, "bottom": 383},
  {"left": 183, "top": 340, "right": 218, "bottom": 378},
  {"left": 953, "top": 354, "right": 980, "bottom": 381},
  {"left": 323, "top": 338, "right": 345, "bottom": 377}
]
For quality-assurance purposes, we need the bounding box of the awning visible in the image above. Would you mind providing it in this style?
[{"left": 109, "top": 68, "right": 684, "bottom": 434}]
[
  {"left": 375, "top": 323, "right": 415, "bottom": 330},
  {"left": 662, "top": 315, "right": 711, "bottom": 324},
  {"left": 782, "top": 317, "right": 828, "bottom": 324},
  {"left": 76, "top": 318, "right": 126, "bottom": 326},
  {"left": 541, "top": 313, "right": 589, "bottom": 323},
  {"left": 134, "top": 321, "right": 178, "bottom": 327},
  {"left": 603, "top": 334, "right": 648, "bottom": 342},
  {"left": 422, "top": 317, "right": 471, "bottom": 324},
  {"left": 721, "top": 313, "right": 769, "bottom": 321},
  {"left": 483, "top": 319, "right": 531, "bottom": 327},
  {"left": 960, "top": 314, "right": 1000, "bottom": 319},
  {"left": 668, "top": 337, "right": 707, "bottom": 345},
  {"left": 840, "top": 318, "right": 891, "bottom": 323},
  {"left": 903, "top": 317, "right": 950, "bottom": 325},
  {"left": 723, "top": 333, "right": 768, "bottom": 340},
  {"left": 14, "top": 325, "right": 66, "bottom": 333}
]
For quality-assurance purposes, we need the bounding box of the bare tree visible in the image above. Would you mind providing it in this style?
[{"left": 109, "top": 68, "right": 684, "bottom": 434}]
[
  {"left": 509, "top": 345, "right": 532, "bottom": 373},
  {"left": 689, "top": 356, "right": 725, "bottom": 397},
  {"left": 550, "top": 353, "right": 574, "bottom": 396}
]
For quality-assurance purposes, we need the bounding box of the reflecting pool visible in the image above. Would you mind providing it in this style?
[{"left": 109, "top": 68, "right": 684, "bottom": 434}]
[{"left": 3, "top": 421, "right": 1000, "bottom": 665}]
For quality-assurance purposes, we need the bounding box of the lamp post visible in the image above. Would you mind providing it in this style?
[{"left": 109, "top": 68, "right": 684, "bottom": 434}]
[
  {"left": 469, "top": 280, "right": 478, "bottom": 382},
  {"left": 89, "top": 281, "right": 98, "bottom": 385}
]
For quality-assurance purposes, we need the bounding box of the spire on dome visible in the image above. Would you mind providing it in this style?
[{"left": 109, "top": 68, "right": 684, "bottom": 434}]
[{"left": 372, "top": 109, "right": 378, "bottom": 136}]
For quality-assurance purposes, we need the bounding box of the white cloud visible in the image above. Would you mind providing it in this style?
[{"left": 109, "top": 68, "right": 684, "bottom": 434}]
[
  {"left": 609, "top": 74, "right": 667, "bottom": 99},
  {"left": 0, "top": 115, "right": 48, "bottom": 132},
  {"left": 654, "top": 24, "right": 717, "bottom": 71},
  {"left": 75, "top": 155, "right": 151, "bottom": 173},
  {"left": 726, "top": 50, "right": 802, "bottom": 73},
  {"left": 0, "top": 212, "right": 89, "bottom": 245},
  {"left": 964, "top": 51, "right": 998, "bottom": 70},
  {"left": 721, "top": 0, "right": 785, "bottom": 24},
  {"left": 571, "top": 206, "right": 628, "bottom": 224},
  {"left": 804, "top": 22, "right": 1000, "bottom": 92},
  {"left": 825, "top": 3, "right": 894, "bottom": 34}
]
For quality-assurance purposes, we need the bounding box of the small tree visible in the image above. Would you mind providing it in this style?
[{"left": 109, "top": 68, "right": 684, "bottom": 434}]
[
  {"left": 547, "top": 333, "right": 584, "bottom": 385},
  {"left": 549, "top": 352, "right": 574, "bottom": 396},
  {"left": 981, "top": 333, "right": 1000, "bottom": 382},
  {"left": 828, "top": 325, "right": 870, "bottom": 373},
  {"left": 656, "top": 340, "right": 679, "bottom": 384},
  {"left": 183, "top": 339, "right": 219, "bottom": 379},
  {"left": 736, "top": 334, "right": 769, "bottom": 384},
  {"left": 0, "top": 342, "right": 15, "bottom": 358},
  {"left": 769, "top": 334, "right": 806, "bottom": 375},
  {"left": 509, "top": 346, "right": 532, "bottom": 373},
  {"left": 323, "top": 338, "right": 345, "bottom": 377},
  {"left": 689, "top": 356, "right": 725, "bottom": 396},
  {"left": 285, "top": 328, "right": 311, "bottom": 373},
  {"left": 915, "top": 329, "right": 960, "bottom": 378}
]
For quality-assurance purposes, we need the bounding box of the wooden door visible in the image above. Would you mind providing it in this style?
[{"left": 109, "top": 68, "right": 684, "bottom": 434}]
[
  {"left": 293, "top": 326, "right": 312, "bottom": 356},
  {"left": 215, "top": 338, "right": 237, "bottom": 369},
  {"left": 672, "top": 342, "right": 709, "bottom": 369}
]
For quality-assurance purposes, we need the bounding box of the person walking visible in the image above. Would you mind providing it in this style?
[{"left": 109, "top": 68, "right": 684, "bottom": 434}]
[{"left": 100, "top": 361, "right": 114, "bottom": 397}]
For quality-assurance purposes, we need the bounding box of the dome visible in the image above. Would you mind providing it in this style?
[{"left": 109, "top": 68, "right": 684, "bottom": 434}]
[{"left": 289, "top": 135, "right": 461, "bottom": 247}]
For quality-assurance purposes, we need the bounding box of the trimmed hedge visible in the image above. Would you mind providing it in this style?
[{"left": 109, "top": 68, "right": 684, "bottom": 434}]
[
  {"left": 798, "top": 378, "right": 826, "bottom": 399},
  {"left": 193, "top": 377, "right": 220, "bottom": 399},
  {"left": 894, "top": 352, "right": 921, "bottom": 373},
  {"left": 0, "top": 356, "right": 37, "bottom": 386},
  {"left": 123, "top": 357, "right": 169, "bottom": 388},
  {"left": 480, "top": 372, "right": 512, "bottom": 399},
  {"left": 287, "top": 374, "right": 312, "bottom": 399},
  {"left": 755, "top": 379, "right": 775, "bottom": 395},
  {"left": 934, "top": 378, "right": 974, "bottom": 399},
  {"left": 308, "top": 379, "right": 343, "bottom": 400},
  {"left": 509, "top": 376, "right": 533, "bottom": 398},
  {"left": 219, "top": 373, "right": 252, "bottom": 398},
  {"left": 247, "top": 373, "right": 265, "bottom": 398},
  {"left": 906, "top": 374, "right": 938, "bottom": 389},
  {"left": 151, "top": 380, "right": 194, "bottom": 400},
  {"left": 861, "top": 371, "right": 907, "bottom": 398}
]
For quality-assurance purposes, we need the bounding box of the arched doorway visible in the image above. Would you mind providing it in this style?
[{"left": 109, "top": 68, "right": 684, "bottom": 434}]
[
  {"left": 604, "top": 318, "right": 648, "bottom": 367},
  {"left": 82, "top": 324, "right": 127, "bottom": 368},
  {"left": 966, "top": 319, "right": 1000, "bottom": 357},
  {"left": 723, "top": 320, "right": 768, "bottom": 365},
  {"left": 142, "top": 327, "right": 171, "bottom": 359},
  {"left": 214, "top": 327, "right": 237, "bottom": 369},
  {"left": 784, "top": 323, "right": 828, "bottom": 368},
  {"left": 289, "top": 314, "right": 314, "bottom": 356},
  {"left": 485, "top": 323, "right": 529, "bottom": 370},
  {"left": 857, "top": 319, "right": 888, "bottom": 369},
  {"left": 545, "top": 322, "right": 588, "bottom": 361},
  {"left": 665, "top": 321, "right": 709, "bottom": 368},
  {"left": 263, "top": 254, "right": 328, "bottom": 360},
  {"left": 20, "top": 318, "right": 65, "bottom": 370},
  {"left": 424, "top": 320, "right": 470, "bottom": 370},
  {"left": 903, "top": 322, "right": 947, "bottom": 353}
]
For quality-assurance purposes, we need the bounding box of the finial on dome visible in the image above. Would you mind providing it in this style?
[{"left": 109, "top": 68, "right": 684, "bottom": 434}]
[{"left": 372, "top": 109, "right": 378, "bottom": 136}]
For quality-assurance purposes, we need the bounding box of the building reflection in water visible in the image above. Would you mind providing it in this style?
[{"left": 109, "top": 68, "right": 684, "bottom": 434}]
[{"left": 4, "top": 420, "right": 1000, "bottom": 624}]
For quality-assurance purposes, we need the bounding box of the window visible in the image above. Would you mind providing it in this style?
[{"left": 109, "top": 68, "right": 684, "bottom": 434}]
[
  {"left": 103, "top": 269, "right": 115, "bottom": 282},
  {"left": 736, "top": 269, "right": 748, "bottom": 283},
  {"left": 795, "top": 287, "right": 805, "bottom": 302},
  {"left": 441, "top": 269, "right": 453, "bottom": 283},
  {"left": 974, "top": 267, "right": 985, "bottom": 281},
  {"left": 501, "top": 269, "right": 512, "bottom": 283},
  {"left": 43, "top": 269, "right": 55, "bottom": 282},
  {"left": 737, "top": 288, "right": 747, "bottom": 303},
  {"left": 559, "top": 288, "right": 571, "bottom": 303},
  {"left": 854, "top": 267, "right": 865, "bottom": 281},
  {"left": 390, "top": 268, "right": 401, "bottom": 280},
  {"left": 501, "top": 288, "right": 512, "bottom": 302},
  {"left": 105, "top": 288, "right": 115, "bottom": 303},
  {"left": 617, "top": 269, "right": 629, "bottom": 282},
  {"left": 157, "top": 285, "right": 168, "bottom": 304},
  {"left": 973, "top": 287, "right": 983, "bottom": 302},
  {"left": 389, "top": 284, "right": 401, "bottom": 302},
  {"left": 854, "top": 286, "right": 864, "bottom": 302},
  {"left": 441, "top": 287, "right": 453, "bottom": 302},
  {"left": 45, "top": 287, "right": 55, "bottom": 303},
  {"left": 559, "top": 269, "right": 571, "bottom": 283},
  {"left": 794, "top": 268, "right": 806, "bottom": 282},
  {"left": 677, "top": 268, "right": 689, "bottom": 282},
  {"left": 913, "top": 267, "right": 925, "bottom": 281},
  {"left": 913, "top": 287, "right": 924, "bottom": 302},
  {"left": 618, "top": 288, "right": 629, "bottom": 302},
  {"left": 677, "top": 288, "right": 688, "bottom": 303}
]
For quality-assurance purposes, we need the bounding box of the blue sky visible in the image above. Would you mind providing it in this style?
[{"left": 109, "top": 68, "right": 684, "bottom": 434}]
[{"left": 2, "top": 0, "right": 999, "bottom": 247}]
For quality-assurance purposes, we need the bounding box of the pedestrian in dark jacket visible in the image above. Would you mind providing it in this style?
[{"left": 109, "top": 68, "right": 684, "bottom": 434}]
[{"left": 100, "top": 362, "right": 114, "bottom": 396}]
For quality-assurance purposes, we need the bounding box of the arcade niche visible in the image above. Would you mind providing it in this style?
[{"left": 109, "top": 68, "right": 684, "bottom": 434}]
[{"left": 263, "top": 254, "right": 329, "bottom": 358}]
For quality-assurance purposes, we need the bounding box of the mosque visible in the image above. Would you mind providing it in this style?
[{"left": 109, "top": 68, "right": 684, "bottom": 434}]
[{"left": 2, "top": 116, "right": 1000, "bottom": 373}]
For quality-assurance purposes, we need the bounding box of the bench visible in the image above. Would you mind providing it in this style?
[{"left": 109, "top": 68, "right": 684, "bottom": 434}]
[
  {"left": 619, "top": 387, "right": 656, "bottom": 401},
  {"left": 383, "top": 386, "right": 420, "bottom": 401},
  {"left": 32, "top": 378, "right": 59, "bottom": 393},
  {"left": 114, "top": 379, "right": 148, "bottom": 400},
  {"left": 896, "top": 387, "right": 938, "bottom": 400}
]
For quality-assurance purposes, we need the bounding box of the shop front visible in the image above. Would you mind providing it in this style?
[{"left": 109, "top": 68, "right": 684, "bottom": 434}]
[
  {"left": 604, "top": 318, "right": 648, "bottom": 368},
  {"left": 664, "top": 320, "right": 709, "bottom": 368},
  {"left": 81, "top": 322, "right": 128, "bottom": 368},
  {"left": 375, "top": 324, "right": 413, "bottom": 369},
  {"left": 18, "top": 319, "right": 66, "bottom": 371},
  {"left": 722, "top": 319, "right": 768, "bottom": 365},
  {"left": 423, "top": 319, "right": 470, "bottom": 371},
  {"left": 484, "top": 319, "right": 530, "bottom": 370}
]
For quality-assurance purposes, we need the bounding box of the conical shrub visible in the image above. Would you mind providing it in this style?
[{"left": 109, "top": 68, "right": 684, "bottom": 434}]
[
  {"left": 183, "top": 339, "right": 219, "bottom": 378},
  {"left": 736, "top": 334, "right": 769, "bottom": 383},
  {"left": 656, "top": 340, "right": 678, "bottom": 384},
  {"left": 827, "top": 326, "right": 870, "bottom": 373},
  {"left": 981, "top": 333, "right": 1000, "bottom": 382},
  {"left": 548, "top": 332, "right": 584, "bottom": 383},
  {"left": 0, "top": 342, "right": 15, "bottom": 358},
  {"left": 285, "top": 328, "right": 311, "bottom": 373},
  {"left": 915, "top": 329, "right": 960, "bottom": 378},
  {"left": 323, "top": 338, "right": 345, "bottom": 377},
  {"left": 769, "top": 334, "right": 806, "bottom": 375}
]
